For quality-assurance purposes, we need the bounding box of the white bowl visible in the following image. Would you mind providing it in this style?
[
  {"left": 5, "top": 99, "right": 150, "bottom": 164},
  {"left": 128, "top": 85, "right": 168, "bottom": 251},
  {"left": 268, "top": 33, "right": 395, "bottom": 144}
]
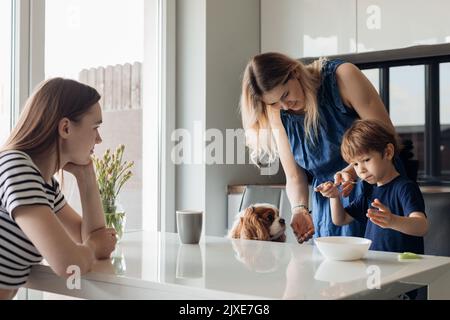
[{"left": 314, "top": 236, "right": 372, "bottom": 261}]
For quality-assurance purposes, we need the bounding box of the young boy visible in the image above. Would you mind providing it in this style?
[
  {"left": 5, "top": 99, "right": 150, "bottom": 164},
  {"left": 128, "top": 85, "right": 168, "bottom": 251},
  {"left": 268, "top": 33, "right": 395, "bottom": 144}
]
[{"left": 316, "top": 120, "right": 428, "bottom": 254}]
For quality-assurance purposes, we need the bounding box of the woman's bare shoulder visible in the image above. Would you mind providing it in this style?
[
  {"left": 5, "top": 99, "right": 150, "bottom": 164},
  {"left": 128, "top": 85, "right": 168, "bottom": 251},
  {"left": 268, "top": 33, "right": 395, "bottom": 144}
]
[
  {"left": 335, "top": 62, "right": 361, "bottom": 80},
  {"left": 334, "top": 62, "right": 377, "bottom": 109}
]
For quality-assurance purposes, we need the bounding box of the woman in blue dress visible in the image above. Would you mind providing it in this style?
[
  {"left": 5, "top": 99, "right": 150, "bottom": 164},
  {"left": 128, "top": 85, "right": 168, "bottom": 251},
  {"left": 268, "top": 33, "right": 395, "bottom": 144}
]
[{"left": 240, "top": 52, "right": 396, "bottom": 243}]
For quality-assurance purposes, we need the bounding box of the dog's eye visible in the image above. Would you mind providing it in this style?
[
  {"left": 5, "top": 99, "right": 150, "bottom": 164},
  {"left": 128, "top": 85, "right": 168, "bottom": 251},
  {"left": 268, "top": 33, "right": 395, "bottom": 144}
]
[{"left": 267, "top": 214, "right": 274, "bottom": 222}]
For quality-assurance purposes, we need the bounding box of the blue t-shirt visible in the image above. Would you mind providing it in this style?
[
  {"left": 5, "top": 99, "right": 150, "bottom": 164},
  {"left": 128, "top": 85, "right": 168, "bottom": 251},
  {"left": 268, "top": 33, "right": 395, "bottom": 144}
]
[{"left": 345, "top": 175, "right": 425, "bottom": 254}]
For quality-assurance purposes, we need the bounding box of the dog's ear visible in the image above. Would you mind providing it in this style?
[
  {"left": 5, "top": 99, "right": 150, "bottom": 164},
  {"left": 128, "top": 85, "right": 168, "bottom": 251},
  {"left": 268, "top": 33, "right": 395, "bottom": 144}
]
[
  {"left": 229, "top": 216, "right": 243, "bottom": 239},
  {"left": 229, "top": 206, "right": 254, "bottom": 239},
  {"left": 241, "top": 208, "right": 270, "bottom": 241},
  {"left": 230, "top": 217, "right": 244, "bottom": 239}
]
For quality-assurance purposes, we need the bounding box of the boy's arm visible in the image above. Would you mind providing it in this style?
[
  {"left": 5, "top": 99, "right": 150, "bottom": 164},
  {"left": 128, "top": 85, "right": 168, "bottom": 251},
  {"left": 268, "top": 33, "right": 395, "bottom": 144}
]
[
  {"left": 392, "top": 182, "right": 428, "bottom": 236},
  {"left": 390, "top": 212, "right": 428, "bottom": 237},
  {"left": 315, "top": 181, "right": 354, "bottom": 226},
  {"left": 368, "top": 199, "right": 428, "bottom": 237},
  {"left": 330, "top": 197, "right": 354, "bottom": 226}
]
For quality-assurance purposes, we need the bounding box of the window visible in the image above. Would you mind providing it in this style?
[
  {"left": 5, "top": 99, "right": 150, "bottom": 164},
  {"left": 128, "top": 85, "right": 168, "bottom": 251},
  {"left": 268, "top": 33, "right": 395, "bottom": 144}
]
[
  {"left": 45, "top": 0, "right": 145, "bottom": 230},
  {"left": 440, "top": 63, "right": 450, "bottom": 178},
  {"left": 0, "top": 0, "right": 12, "bottom": 142},
  {"left": 45, "top": 0, "right": 144, "bottom": 79},
  {"left": 390, "top": 65, "right": 425, "bottom": 174}
]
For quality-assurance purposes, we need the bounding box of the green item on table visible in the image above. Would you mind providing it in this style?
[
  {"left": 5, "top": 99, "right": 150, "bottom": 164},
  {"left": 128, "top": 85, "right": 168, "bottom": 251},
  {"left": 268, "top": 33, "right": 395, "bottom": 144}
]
[{"left": 398, "top": 252, "right": 422, "bottom": 261}]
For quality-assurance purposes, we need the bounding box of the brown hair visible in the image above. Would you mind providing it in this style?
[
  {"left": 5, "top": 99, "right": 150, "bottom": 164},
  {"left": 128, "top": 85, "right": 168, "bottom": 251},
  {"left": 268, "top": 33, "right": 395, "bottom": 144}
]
[
  {"left": 341, "top": 119, "right": 399, "bottom": 163},
  {"left": 2, "top": 78, "right": 100, "bottom": 172},
  {"left": 240, "top": 52, "right": 324, "bottom": 165}
]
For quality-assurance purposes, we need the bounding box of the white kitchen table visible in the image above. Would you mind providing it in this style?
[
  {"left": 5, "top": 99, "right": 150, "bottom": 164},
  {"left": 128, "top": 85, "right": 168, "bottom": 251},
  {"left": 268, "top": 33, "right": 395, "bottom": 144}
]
[{"left": 23, "top": 231, "right": 450, "bottom": 300}]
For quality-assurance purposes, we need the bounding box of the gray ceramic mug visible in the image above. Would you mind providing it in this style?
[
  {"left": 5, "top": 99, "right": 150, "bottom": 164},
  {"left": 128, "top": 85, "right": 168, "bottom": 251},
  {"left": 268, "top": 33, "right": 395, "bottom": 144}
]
[{"left": 176, "top": 210, "right": 203, "bottom": 244}]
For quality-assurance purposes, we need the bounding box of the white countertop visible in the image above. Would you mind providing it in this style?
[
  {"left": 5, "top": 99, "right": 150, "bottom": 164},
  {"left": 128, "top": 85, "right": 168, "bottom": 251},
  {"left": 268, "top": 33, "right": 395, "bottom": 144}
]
[{"left": 26, "top": 231, "right": 450, "bottom": 300}]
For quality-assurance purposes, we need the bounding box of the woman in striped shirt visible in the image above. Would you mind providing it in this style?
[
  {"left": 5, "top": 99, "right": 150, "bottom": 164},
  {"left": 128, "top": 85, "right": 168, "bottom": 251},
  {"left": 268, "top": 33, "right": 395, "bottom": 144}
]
[{"left": 0, "top": 78, "right": 117, "bottom": 299}]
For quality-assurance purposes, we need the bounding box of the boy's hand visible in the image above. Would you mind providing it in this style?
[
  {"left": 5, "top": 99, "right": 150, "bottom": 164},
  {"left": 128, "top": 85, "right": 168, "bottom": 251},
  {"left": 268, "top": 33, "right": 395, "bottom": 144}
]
[
  {"left": 314, "top": 181, "right": 340, "bottom": 198},
  {"left": 366, "top": 198, "right": 395, "bottom": 228},
  {"left": 334, "top": 171, "right": 355, "bottom": 197}
]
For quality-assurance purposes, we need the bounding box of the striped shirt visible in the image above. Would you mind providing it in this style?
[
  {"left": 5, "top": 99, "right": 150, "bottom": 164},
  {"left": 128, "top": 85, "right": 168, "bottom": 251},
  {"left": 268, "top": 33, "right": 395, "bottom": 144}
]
[{"left": 0, "top": 150, "right": 66, "bottom": 289}]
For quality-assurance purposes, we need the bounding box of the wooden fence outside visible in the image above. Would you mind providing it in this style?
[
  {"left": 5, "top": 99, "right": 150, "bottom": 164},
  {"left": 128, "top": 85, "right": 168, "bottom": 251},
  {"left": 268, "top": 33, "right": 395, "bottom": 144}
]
[{"left": 79, "top": 62, "right": 142, "bottom": 111}]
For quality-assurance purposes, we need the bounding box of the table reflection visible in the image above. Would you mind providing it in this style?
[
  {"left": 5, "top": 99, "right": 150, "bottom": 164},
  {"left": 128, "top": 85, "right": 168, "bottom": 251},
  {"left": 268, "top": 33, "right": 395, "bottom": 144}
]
[
  {"left": 314, "top": 259, "right": 368, "bottom": 283},
  {"left": 176, "top": 244, "right": 204, "bottom": 279},
  {"left": 111, "top": 244, "right": 127, "bottom": 275},
  {"left": 231, "top": 239, "right": 287, "bottom": 273}
]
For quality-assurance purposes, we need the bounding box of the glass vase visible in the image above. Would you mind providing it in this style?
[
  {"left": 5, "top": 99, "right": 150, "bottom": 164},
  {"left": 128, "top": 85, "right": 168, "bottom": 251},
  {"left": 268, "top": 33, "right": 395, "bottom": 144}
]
[{"left": 105, "top": 201, "right": 126, "bottom": 242}]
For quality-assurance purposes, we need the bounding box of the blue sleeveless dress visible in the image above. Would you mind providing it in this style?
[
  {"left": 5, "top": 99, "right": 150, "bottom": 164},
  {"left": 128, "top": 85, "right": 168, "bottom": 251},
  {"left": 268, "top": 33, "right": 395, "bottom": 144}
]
[{"left": 280, "top": 59, "right": 366, "bottom": 237}]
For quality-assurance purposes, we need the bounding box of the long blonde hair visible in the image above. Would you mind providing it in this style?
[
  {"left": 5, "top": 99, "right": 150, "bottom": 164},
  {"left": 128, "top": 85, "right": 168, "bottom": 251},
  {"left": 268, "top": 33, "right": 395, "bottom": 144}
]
[
  {"left": 2, "top": 78, "right": 100, "bottom": 172},
  {"left": 240, "top": 52, "right": 323, "bottom": 165}
]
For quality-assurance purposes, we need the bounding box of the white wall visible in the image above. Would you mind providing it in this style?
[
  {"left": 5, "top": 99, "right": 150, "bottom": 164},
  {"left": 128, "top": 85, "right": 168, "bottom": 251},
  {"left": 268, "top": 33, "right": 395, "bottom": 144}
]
[
  {"left": 176, "top": 0, "right": 285, "bottom": 236},
  {"left": 357, "top": 0, "right": 450, "bottom": 52},
  {"left": 261, "top": 0, "right": 355, "bottom": 58}
]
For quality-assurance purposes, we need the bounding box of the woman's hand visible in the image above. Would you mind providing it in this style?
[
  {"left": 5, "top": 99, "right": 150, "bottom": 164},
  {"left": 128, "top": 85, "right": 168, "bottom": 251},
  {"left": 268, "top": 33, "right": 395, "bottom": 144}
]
[
  {"left": 84, "top": 227, "right": 117, "bottom": 260},
  {"left": 63, "top": 160, "right": 96, "bottom": 181},
  {"left": 290, "top": 208, "right": 314, "bottom": 244},
  {"left": 333, "top": 170, "right": 356, "bottom": 197}
]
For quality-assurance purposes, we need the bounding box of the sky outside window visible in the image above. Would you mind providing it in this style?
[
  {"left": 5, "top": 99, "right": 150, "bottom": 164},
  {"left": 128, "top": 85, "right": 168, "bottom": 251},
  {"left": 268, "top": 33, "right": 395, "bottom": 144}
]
[{"left": 45, "top": 0, "right": 144, "bottom": 79}]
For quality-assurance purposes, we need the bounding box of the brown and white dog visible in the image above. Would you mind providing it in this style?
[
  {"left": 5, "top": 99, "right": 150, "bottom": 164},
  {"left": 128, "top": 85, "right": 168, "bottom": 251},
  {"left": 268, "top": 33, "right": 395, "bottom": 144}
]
[{"left": 228, "top": 203, "right": 286, "bottom": 242}]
